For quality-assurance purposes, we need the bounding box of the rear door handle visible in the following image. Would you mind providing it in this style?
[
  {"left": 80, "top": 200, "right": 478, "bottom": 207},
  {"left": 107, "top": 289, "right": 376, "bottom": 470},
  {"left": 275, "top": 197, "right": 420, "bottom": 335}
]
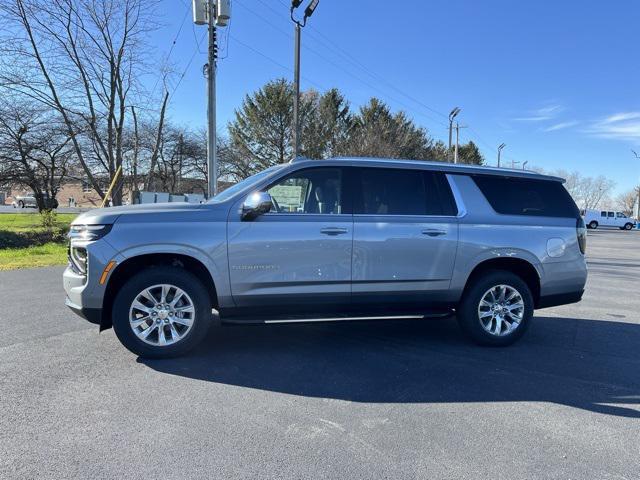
[
  {"left": 320, "top": 227, "right": 348, "bottom": 236},
  {"left": 421, "top": 229, "right": 446, "bottom": 237}
]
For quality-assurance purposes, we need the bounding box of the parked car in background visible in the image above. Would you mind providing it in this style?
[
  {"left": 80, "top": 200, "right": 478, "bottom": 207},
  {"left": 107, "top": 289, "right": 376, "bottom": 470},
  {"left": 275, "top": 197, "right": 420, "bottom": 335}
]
[
  {"left": 581, "top": 209, "right": 636, "bottom": 230},
  {"left": 13, "top": 194, "right": 37, "bottom": 208},
  {"left": 64, "top": 158, "right": 588, "bottom": 358},
  {"left": 12, "top": 193, "right": 59, "bottom": 209}
]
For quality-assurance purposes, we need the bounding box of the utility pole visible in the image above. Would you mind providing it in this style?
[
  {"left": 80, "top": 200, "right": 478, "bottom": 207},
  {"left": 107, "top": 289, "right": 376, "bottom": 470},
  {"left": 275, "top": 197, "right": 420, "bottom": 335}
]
[
  {"left": 206, "top": 0, "right": 217, "bottom": 197},
  {"left": 193, "top": 0, "right": 230, "bottom": 198},
  {"left": 497, "top": 143, "right": 506, "bottom": 167},
  {"left": 633, "top": 150, "right": 640, "bottom": 221},
  {"left": 448, "top": 107, "right": 460, "bottom": 162},
  {"left": 290, "top": 0, "right": 319, "bottom": 159},
  {"left": 292, "top": 21, "right": 301, "bottom": 158},
  {"left": 177, "top": 133, "right": 184, "bottom": 194},
  {"left": 453, "top": 123, "right": 467, "bottom": 164}
]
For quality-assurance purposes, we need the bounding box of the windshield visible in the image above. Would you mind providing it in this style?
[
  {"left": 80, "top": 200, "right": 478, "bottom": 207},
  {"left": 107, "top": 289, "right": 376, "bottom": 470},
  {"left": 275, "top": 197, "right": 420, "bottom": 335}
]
[{"left": 208, "top": 165, "right": 285, "bottom": 203}]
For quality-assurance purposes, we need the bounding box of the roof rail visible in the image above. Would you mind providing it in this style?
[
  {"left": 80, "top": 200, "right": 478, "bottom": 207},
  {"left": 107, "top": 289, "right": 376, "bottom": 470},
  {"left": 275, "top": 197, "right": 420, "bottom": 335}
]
[{"left": 290, "top": 156, "right": 311, "bottom": 163}]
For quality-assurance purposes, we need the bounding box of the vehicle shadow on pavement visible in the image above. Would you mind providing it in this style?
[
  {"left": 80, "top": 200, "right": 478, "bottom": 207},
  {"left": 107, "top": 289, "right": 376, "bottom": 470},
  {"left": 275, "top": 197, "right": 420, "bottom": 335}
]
[{"left": 140, "top": 316, "right": 640, "bottom": 418}]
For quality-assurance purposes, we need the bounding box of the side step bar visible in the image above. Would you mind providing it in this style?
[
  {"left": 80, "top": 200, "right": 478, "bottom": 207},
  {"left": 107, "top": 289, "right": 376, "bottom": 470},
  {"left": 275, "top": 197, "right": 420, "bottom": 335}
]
[{"left": 222, "top": 311, "right": 453, "bottom": 325}]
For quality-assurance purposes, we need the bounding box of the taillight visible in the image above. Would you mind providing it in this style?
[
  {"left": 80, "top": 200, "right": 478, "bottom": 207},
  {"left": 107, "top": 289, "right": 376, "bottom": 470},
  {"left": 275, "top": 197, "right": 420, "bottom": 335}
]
[{"left": 576, "top": 217, "right": 587, "bottom": 254}]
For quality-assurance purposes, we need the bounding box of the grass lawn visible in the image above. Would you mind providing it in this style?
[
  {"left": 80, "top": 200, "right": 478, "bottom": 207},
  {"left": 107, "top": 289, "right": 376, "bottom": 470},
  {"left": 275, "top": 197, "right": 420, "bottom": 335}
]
[
  {"left": 0, "top": 213, "right": 77, "bottom": 233},
  {"left": 0, "top": 213, "right": 77, "bottom": 270},
  {"left": 0, "top": 242, "right": 68, "bottom": 271}
]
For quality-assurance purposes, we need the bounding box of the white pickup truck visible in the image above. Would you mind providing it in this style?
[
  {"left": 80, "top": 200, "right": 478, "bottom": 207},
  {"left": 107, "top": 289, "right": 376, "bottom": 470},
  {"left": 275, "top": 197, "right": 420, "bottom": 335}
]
[{"left": 582, "top": 209, "right": 636, "bottom": 230}]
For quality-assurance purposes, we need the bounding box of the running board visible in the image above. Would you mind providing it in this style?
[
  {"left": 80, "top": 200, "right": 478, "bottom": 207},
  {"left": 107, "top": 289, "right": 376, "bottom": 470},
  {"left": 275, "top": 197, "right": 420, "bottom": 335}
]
[{"left": 222, "top": 311, "right": 452, "bottom": 325}]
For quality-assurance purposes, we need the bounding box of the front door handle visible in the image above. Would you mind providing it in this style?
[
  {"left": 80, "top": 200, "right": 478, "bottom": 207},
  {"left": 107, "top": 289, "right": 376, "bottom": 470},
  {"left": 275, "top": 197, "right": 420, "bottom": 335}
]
[
  {"left": 421, "top": 229, "right": 446, "bottom": 237},
  {"left": 320, "top": 227, "right": 348, "bottom": 236}
]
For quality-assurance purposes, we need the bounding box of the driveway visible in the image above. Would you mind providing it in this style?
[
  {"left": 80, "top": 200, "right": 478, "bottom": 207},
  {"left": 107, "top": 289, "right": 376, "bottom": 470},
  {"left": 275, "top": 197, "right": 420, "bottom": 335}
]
[{"left": 1, "top": 229, "right": 638, "bottom": 479}]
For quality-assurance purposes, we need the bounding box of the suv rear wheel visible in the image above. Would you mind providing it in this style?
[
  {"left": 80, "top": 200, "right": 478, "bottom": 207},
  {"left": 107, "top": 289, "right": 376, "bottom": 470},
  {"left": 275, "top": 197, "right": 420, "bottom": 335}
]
[
  {"left": 588, "top": 221, "right": 598, "bottom": 229},
  {"left": 112, "top": 266, "right": 212, "bottom": 358},
  {"left": 457, "top": 270, "right": 533, "bottom": 346}
]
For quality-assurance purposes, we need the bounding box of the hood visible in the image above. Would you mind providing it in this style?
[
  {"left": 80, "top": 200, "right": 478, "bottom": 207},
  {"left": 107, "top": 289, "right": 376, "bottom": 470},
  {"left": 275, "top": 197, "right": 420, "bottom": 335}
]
[{"left": 72, "top": 202, "right": 208, "bottom": 225}]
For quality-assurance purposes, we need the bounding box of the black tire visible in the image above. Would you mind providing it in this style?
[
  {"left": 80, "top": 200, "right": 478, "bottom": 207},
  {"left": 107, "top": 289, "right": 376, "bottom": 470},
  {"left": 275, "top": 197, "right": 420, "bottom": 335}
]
[
  {"left": 112, "top": 266, "right": 213, "bottom": 358},
  {"left": 624, "top": 223, "right": 633, "bottom": 230},
  {"left": 457, "top": 270, "right": 534, "bottom": 346},
  {"left": 588, "top": 221, "right": 598, "bottom": 229},
  {"left": 18, "top": 200, "right": 24, "bottom": 208}
]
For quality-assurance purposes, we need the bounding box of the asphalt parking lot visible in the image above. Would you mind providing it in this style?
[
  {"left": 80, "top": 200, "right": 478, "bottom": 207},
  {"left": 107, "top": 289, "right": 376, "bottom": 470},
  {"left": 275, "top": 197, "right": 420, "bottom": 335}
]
[{"left": 1, "top": 229, "right": 639, "bottom": 479}]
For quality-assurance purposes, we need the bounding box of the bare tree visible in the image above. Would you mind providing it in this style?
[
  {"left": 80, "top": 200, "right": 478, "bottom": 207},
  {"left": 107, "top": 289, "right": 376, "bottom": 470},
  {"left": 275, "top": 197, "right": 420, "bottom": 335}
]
[
  {"left": 549, "top": 169, "right": 615, "bottom": 210},
  {"left": 0, "top": 0, "right": 161, "bottom": 205},
  {"left": 616, "top": 188, "right": 639, "bottom": 216},
  {"left": 0, "top": 100, "right": 72, "bottom": 210}
]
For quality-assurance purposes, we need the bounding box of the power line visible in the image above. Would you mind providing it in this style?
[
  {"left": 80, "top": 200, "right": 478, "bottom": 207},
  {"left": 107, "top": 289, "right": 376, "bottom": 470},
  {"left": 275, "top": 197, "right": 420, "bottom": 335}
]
[
  {"left": 233, "top": 0, "right": 448, "bottom": 130},
  {"left": 228, "top": 34, "right": 328, "bottom": 91},
  {"left": 170, "top": 30, "right": 208, "bottom": 100},
  {"left": 150, "top": 2, "right": 192, "bottom": 100}
]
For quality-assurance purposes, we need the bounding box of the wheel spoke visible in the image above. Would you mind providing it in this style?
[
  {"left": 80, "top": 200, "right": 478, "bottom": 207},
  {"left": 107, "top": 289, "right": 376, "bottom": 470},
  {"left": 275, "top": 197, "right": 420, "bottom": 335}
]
[
  {"left": 175, "top": 305, "right": 195, "bottom": 314},
  {"left": 498, "top": 286, "right": 506, "bottom": 302},
  {"left": 131, "top": 316, "right": 151, "bottom": 329},
  {"left": 157, "top": 325, "right": 168, "bottom": 345},
  {"left": 169, "top": 323, "right": 181, "bottom": 341},
  {"left": 170, "top": 289, "right": 185, "bottom": 308},
  {"left": 160, "top": 285, "right": 169, "bottom": 303},
  {"left": 140, "top": 323, "right": 158, "bottom": 339},
  {"left": 140, "top": 289, "right": 157, "bottom": 305},
  {"left": 132, "top": 300, "right": 151, "bottom": 314},
  {"left": 506, "top": 290, "right": 519, "bottom": 302},
  {"left": 493, "top": 316, "right": 503, "bottom": 335},
  {"left": 172, "top": 316, "right": 193, "bottom": 327}
]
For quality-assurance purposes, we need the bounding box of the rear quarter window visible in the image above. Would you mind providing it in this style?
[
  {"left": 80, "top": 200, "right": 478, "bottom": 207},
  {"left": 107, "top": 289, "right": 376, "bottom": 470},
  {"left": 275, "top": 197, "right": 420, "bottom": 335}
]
[{"left": 472, "top": 175, "right": 579, "bottom": 218}]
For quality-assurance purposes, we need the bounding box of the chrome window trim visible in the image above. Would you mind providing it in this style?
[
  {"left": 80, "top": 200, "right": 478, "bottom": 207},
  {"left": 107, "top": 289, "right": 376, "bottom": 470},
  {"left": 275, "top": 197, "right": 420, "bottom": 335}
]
[
  {"left": 261, "top": 212, "right": 351, "bottom": 218},
  {"left": 352, "top": 214, "right": 459, "bottom": 219}
]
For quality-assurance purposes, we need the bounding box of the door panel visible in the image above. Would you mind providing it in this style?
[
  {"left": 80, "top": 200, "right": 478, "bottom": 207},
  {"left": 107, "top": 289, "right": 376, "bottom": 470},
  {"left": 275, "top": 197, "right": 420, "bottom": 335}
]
[
  {"left": 352, "top": 216, "right": 458, "bottom": 304},
  {"left": 350, "top": 167, "right": 459, "bottom": 307},
  {"left": 227, "top": 166, "right": 352, "bottom": 310},
  {"left": 228, "top": 215, "right": 352, "bottom": 307}
]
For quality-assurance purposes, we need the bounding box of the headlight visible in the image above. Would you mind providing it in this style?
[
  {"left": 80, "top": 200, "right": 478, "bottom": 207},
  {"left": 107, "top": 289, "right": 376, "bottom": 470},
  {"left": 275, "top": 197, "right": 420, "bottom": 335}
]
[
  {"left": 69, "top": 224, "right": 113, "bottom": 241},
  {"left": 69, "top": 246, "right": 88, "bottom": 275}
]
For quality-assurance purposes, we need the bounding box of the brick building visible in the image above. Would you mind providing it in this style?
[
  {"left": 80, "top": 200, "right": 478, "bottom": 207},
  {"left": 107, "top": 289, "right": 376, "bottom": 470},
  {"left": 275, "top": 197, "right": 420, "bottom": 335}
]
[{"left": 2, "top": 177, "right": 209, "bottom": 208}]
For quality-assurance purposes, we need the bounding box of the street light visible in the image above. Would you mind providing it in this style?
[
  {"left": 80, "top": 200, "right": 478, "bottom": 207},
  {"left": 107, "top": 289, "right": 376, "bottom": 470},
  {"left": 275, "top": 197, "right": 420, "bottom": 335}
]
[
  {"left": 290, "top": 0, "right": 320, "bottom": 158},
  {"left": 522, "top": 160, "right": 528, "bottom": 170},
  {"left": 497, "top": 143, "right": 506, "bottom": 167},
  {"left": 448, "top": 107, "right": 460, "bottom": 161}
]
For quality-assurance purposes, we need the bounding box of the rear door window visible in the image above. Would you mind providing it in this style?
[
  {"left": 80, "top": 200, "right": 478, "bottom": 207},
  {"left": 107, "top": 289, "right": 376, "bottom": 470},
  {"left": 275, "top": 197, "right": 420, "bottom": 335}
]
[
  {"left": 472, "top": 175, "right": 579, "bottom": 218},
  {"left": 353, "top": 168, "right": 458, "bottom": 216}
]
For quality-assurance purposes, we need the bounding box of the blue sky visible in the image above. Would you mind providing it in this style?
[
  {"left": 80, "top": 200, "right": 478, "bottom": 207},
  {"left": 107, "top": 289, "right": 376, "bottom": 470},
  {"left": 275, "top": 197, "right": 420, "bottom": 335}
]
[{"left": 152, "top": 0, "right": 640, "bottom": 194}]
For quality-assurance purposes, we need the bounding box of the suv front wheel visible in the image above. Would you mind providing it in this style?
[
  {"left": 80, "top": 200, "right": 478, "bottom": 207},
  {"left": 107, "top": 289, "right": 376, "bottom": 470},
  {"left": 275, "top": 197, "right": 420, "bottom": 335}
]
[
  {"left": 457, "top": 270, "right": 534, "bottom": 346},
  {"left": 112, "top": 266, "right": 212, "bottom": 358}
]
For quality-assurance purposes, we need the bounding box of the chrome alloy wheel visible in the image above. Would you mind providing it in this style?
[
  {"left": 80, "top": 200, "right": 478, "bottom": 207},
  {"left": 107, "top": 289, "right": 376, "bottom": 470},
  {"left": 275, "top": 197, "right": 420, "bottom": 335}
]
[
  {"left": 477, "top": 284, "right": 525, "bottom": 337},
  {"left": 129, "top": 284, "right": 195, "bottom": 346}
]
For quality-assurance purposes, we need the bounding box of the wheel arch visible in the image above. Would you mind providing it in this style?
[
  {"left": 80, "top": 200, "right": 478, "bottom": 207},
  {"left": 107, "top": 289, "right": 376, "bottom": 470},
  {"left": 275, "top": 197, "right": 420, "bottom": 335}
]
[
  {"left": 100, "top": 253, "right": 219, "bottom": 331},
  {"left": 462, "top": 257, "right": 541, "bottom": 308}
]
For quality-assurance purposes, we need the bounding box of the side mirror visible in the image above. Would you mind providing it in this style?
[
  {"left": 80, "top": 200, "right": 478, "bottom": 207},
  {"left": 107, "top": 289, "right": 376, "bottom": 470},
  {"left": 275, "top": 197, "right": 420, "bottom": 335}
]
[{"left": 242, "top": 191, "right": 273, "bottom": 220}]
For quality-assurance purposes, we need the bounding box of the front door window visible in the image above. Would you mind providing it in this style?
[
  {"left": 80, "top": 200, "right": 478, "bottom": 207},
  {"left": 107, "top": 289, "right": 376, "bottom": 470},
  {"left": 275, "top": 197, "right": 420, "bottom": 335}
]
[{"left": 267, "top": 168, "right": 342, "bottom": 214}]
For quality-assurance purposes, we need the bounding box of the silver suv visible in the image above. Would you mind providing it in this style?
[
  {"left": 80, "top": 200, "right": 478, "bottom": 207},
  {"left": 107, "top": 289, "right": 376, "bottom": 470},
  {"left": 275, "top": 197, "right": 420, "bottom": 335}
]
[{"left": 63, "top": 158, "right": 588, "bottom": 358}]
